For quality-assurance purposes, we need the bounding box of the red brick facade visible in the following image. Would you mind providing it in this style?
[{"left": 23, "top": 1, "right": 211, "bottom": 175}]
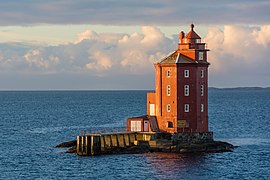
[{"left": 147, "top": 24, "right": 210, "bottom": 133}]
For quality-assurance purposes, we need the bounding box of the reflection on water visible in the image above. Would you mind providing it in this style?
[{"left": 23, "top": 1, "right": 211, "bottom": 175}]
[{"left": 143, "top": 152, "right": 208, "bottom": 179}]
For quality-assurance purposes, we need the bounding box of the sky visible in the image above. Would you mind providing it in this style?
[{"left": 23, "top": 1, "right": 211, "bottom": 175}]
[{"left": 0, "top": 0, "right": 270, "bottom": 90}]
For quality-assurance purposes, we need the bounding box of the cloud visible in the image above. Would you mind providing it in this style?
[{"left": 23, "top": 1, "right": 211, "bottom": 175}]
[
  {"left": 23, "top": 49, "right": 61, "bottom": 71},
  {"left": 117, "top": 26, "right": 172, "bottom": 73},
  {"left": 205, "top": 25, "right": 270, "bottom": 87},
  {"left": 253, "top": 25, "right": 270, "bottom": 47},
  {"left": 24, "top": 49, "right": 48, "bottom": 69},
  {"left": 1, "top": 25, "right": 270, "bottom": 89},
  {"left": 141, "top": 26, "right": 165, "bottom": 45},
  {"left": 76, "top": 30, "right": 99, "bottom": 44},
  {"left": 0, "top": 26, "right": 174, "bottom": 76},
  {"left": 85, "top": 51, "right": 112, "bottom": 73},
  {"left": 0, "top": 1, "right": 270, "bottom": 26}
]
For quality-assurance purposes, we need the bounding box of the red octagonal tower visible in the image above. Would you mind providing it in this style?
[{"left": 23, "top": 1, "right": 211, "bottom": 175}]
[
  {"left": 127, "top": 24, "right": 210, "bottom": 133},
  {"left": 147, "top": 24, "right": 210, "bottom": 133}
]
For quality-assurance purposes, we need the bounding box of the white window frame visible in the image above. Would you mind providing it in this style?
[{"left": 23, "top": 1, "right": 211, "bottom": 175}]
[
  {"left": 184, "top": 70, "right": 189, "bottom": 78},
  {"left": 167, "top": 70, "right": 171, "bottom": 77},
  {"left": 199, "top": 52, "right": 204, "bottom": 60},
  {"left": 201, "top": 104, "right": 204, "bottom": 112},
  {"left": 150, "top": 104, "right": 155, "bottom": 116},
  {"left": 167, "top": 85, "right": 171, "bottom": 96},
  {"left": 167, "top": 104, "right": 171, "bottom": 112},
  {"left": 201, "top": 85, "right": 204, "bottom": 96},
  {"left": 201, "top": 70, "right": 204, "bottom": 78},
  {"left": 131, "top": 121, "right": 141, "bottom": 132},
  {"left": 184, "top": 104, "right": 189, "bottom": 112},
  {"left": 184, "top": 85, "right": 189, "bottom": 96}
]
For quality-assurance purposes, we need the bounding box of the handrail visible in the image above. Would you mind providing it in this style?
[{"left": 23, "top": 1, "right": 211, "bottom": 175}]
[{"left": 79, "top": 127, "right": 127, "bottom": 135}]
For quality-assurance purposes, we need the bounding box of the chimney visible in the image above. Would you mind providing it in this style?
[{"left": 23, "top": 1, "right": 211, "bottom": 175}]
[{"left": 179, "top": 31, "right": 185, "bottom": 41}]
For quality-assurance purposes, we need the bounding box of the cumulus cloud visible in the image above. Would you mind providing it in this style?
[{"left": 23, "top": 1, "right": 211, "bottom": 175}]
[
  {"left": 24, "top": 49, "right": 48, "bottom": 69},
  {"left": 141, "top": 26, "right": 165, "bottom": 46},
  {"left": 205, "top": 25, "right": 270, "bottom": 87},
  {"left": 1, "top": 25, "right": 270, "bottom": 88},
  {"left": 0, "top": 26, "right": 174, "bottom": 76},
  {"left": 116, "top": 26, "right": 174, "bottom": 72},
  {"left": 85, "top": 51, "right": 112, "bottom": 73},
  {"left": 253, "top": 25, "right": 270, "bottom": 47},
  {"left": 76, "top": 30, "right": 98, "bottom": 44},
  {"left": 24, "top": 49, "right": 61, "bottom": 71}
]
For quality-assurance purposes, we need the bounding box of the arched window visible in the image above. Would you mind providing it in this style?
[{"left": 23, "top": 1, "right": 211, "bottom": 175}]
[
  {"left": 201, "top": 70, "right": 204, "bottom": 78},
  {"left": 184, "top": 85, "right": 189, "bottom": 96},
  {"left": 201, "top": 104, "right": 204, "bottom": 112},
  {"left": 167, "top": 104, "right": 171, "bottom": 112},
  {"left": 184, "top": 104, "right": 189, "bottom": 112},
  {"left": 167, "top": 85, "right": 171, "bottom": 96},
  {"left": 167, "top": 70, "right": 171, "bottom": 77},
  {"left": 184, "top": 70, "right": 189, "bottom": 78},
  {"left": 201, "top": 85, "right": 204, "bottom": 96}
]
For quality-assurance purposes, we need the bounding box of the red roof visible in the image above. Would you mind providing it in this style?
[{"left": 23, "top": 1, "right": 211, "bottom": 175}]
[{"left": 184, "top": 24, "right": 201, "bottom": 39}]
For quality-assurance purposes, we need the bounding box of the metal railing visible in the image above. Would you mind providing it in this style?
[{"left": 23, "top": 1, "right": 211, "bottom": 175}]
[{"left": 79, "top": 127, "right": 127, "bottom": 135}]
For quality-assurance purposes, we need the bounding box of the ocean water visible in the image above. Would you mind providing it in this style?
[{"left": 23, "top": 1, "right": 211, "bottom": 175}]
[{"left": 0, "top": 89, "right": 270, "bottom": 179}]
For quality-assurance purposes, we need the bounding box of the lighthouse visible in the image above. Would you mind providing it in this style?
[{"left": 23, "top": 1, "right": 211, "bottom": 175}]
[
  {"left": 74, "top": 24, "right": 235, "bottom": 156},
  {"left": 127, "top": 24, "right": 210, "bottom": 133}
]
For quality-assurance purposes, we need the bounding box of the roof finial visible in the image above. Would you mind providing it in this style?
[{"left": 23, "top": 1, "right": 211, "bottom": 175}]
[{"left": 190, "top": 23, "right": 194, "bottom": 31}]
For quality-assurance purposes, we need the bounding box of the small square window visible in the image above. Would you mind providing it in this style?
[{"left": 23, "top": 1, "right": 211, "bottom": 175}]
[
  {"left": 184, "top": 104, "right": 189, "bottom": 112},
  {"left": 184, "top": 70, "right": 189, "bottom": 78},
  {"left": 168, "top": 121, "right": 173, "bottom": 128}
]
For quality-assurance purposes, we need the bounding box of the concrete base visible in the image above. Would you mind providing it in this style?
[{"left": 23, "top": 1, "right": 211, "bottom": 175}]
[{"left": 71, "top": 131, "right": 234, "bottom": 156}]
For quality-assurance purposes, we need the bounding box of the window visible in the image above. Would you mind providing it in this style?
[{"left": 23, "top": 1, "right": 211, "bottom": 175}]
[
  {"left": 184, "top": 104, "right": 189, "bottom": 112},
  {"left": 196, "top": 39, "right": 201, "bottom": 43},
  {"left": 168, "top": 121, "right": 173, "bottom": 128},
  {"left": 167, "top": 85, "right": 171, "bottom": 96},
  {"left": 201, "top": 104, "right": 204, "bottom": 112},
  {"left": 184, "top": 85, "right": 189, "bottom": 96},
  {"left": 167, "top": 70, "right": 171, "bottom": 77},
  {"left": 201, "top": 70, "right": 204, "bottom": 78},
  {"left": 201, "top": 85, "right": 204, "bottom": 96},
  {"left": 184, "top": 70, "right": 189, "bottom": 78},
  {"left": 131, "top": 121, "right": 141, "bottom": 132},
  {"left": 199, "top": 52, "right": 204, "bottom": 60},
  {"left": 150, "top": 104, "right": 155, "bottom": 116},
  {"left": 167, "top": 104, "right": 171, "bottom": 112}
]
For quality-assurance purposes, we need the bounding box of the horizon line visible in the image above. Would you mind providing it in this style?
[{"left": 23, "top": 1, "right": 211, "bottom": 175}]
[{"left": 0, "top": 86, "right": 269, "bottom": 92}]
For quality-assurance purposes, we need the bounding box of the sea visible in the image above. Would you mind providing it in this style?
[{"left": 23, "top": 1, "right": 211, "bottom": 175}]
[{"left": 0, "top": 89, "right": 270, "bottom": 179}]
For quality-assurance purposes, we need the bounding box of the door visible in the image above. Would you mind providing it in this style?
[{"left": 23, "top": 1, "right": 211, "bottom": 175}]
[
  {"left": 143, "top": 120, "right": 149, "bottom": 132},
  {"left": 150, "top": 104, "right": 155, "bottom": 116}
]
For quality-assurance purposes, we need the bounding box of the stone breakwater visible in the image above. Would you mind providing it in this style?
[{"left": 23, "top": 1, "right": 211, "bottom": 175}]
[{"left": 56, "top": 132, "right": 235, "bottom": 156}]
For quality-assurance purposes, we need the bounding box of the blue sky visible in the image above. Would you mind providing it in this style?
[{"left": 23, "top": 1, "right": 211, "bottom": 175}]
[{"left": 0, "top": 0, "right": 270, "bottom": 90}]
